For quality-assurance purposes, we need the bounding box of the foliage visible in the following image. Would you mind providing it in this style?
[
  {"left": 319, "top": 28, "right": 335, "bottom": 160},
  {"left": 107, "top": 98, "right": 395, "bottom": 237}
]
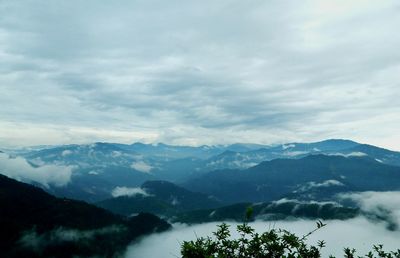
[{"left": 181, "top": 222, "right": 325, "bottom": 258}]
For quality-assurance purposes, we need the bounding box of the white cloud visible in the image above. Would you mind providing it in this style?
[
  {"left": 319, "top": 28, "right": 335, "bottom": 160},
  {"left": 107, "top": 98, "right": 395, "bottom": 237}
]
[
  {"left": 282, "top": 144, "right": 296, "bottom": 150},
  {"left": 295, "top": 179, "right": 345, "bottom": 193},
  {"left": 338, "top": 191, "right": 400, "bottom": 229},
  {"left": 124, "top": 218, "right": 400, "bottom": 258},
  {"left": 309, "top": 179, "right": 344, "bottom": 188},
  {"left": 272, "top": 198, "right": 338, "bottom": 207},
  {"left": 61, "top": 150, "right": 73, "bottom": 156},
  {"left": 130, "top": 161, "right": 153, "bottom": 173},
  {"left": 283, "top": 151, "right": 309, "bottom": 157},
  {"left": 330, "top": 152, "right": 368, "bottom": 158},
  {"left": 0, "top": 153, "right": 72, "bottom": 187},
  {"left": 111, "top": 186, "right": 151, "bottom": 198}
]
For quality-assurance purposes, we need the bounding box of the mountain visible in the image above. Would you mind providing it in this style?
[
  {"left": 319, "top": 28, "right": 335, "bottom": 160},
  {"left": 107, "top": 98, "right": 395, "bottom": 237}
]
[
  {"left": 129, "top": 142, "right": 225, "bottom": 159},
  {"left": 174, "top": 200, "right": 359, "bottom": 224},
  {"left": 97, "top": 180, "right": 359, "bottom": 224},
  {"left": 149, "top": 157, "right": 206, "bottom": 182},
  {"left": 202, "top": 139, "right": 359, "bottom": 170},
  {"left": 183, "top": 154, "right": 400, "bottom": 203},
  {"left": 224, "top": 143, "right": 272, "bottom": 152},
  {"left": 142, "top": 180, "right": 222, "bottom": 210},
  {"left": 338, "top": 144, "right": 400, "bottom": 166},
  {"left": 23, "top": 142, "right": 140, "bottom": 167},
  {"left": 16, "top": 140, "right": 400, "bottom": 172},
  {"left": 97, "top": 180, "right": 223, "bottom": 217},
  {"left": 0, "top": 174, "right": 170, "bottom": 257},
  {"left": 6, "top": 139, "right": 400, "bottom": 203},
  {"left": 128, "top": 142, "right": 270, "bottom": 159},
  {"left": 16, "top": 142, "right": 215, "bottom": 202},
  {"left": 272, "top": 139, "right": 360, "bottom": 152},
  {"left": 6, "top": 142, "right": 267, "bottom": 203},
  {"left": 202, "top": 139, "right": 400, "bottom": 170}
]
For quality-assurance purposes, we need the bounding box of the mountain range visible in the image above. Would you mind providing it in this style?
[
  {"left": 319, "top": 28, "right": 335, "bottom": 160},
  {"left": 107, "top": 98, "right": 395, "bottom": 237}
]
[
  {"left": 97, "top": 180, "right": 222, "bottom": 217},
  {"left": 2, "top": 140, "right": 400, "bottom": 219},
  {"left": 3, "top": 139, "right": 399, "bottom": 204},
  {"left": 183, "top": 154, "right": 400, "bottom": 203}
]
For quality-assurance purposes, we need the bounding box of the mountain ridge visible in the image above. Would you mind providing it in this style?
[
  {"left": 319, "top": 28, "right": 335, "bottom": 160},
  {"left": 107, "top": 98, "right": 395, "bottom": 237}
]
[
  {"left": 183, "top": 154, "right": 400, "bottom": 203},
  {"left": 0, "top": 174, "right": 171, "bottom": 257}
]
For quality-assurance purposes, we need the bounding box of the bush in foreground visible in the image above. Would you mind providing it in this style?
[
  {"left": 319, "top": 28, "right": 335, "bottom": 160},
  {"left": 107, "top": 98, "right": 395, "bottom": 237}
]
[{"left": 181, "top": 208, "right": 400, "bottom": 258}]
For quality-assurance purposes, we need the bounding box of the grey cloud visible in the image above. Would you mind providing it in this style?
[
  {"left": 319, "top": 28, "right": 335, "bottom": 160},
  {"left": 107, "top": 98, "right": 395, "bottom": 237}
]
[{"left": 0, "top": 0, "right": 400, "bottom": 148}]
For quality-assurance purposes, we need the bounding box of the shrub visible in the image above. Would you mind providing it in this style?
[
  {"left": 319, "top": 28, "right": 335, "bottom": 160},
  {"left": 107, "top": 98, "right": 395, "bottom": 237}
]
[{"left": 181, "top": 208, "right": 400, "bottom": 258}]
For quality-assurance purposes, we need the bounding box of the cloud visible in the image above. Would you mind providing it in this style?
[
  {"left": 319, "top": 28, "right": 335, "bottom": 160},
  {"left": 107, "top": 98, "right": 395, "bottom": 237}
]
[
  {"left": 0, "top": 1, "right": 400, "bottom": 149},
  {"left": 272, "top": 198, "right": 339, "bottom": 207},
  {"left": 312, "top": 180, "right": 344, "bottom": 187},
  {"left": 111, "top": 186, "right": 151, "bottom": 198},
  {"left": 283, "top": 151, "right": 309, "bottom": 157},
  {"left": 124, "top": 218, "right": 400, "bottom": 258},
  {"left": 338, "top": 191, "right": 400, "bottom": 230},
  {"left": 0, "top": 152, "right": 72, "bottom": 187},
  {"left": 61, "top": 150, "right": 73, "bottom": 156},
  {"left": 130, "top": 161, "right": 153, "bottom": 173},
  {"left": 298, "top": 179, "right": 345, "bottom": 191},
  {"left": 329, "top": 152, "right": 368, "bottom": 158}
]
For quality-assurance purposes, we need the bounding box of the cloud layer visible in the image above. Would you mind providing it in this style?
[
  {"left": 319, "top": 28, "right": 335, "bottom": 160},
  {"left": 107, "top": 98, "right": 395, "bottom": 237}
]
[
  {"left": 339, "top": 191, "right": 400, "bottom": 230},
  {"left": 0, "top": 153, "right": 72, "bottom": 187},
  {"left": 124, "top": 218, "right": 400, "bottom": 258},
  {"left": 1, "top": 0, "right": 400, "bottom": 149},
  {"left": 126, "top": 191, "right": 400, "bottom": 257}
]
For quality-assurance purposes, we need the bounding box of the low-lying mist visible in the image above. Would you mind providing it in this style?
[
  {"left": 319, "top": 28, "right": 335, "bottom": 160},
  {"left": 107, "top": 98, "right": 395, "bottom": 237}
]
[
  {"left": 125, "top": 191, "right": 400, "bottom": 257},
  {"left": 125, "top": 217, "right": 400, "bottom": 257}
]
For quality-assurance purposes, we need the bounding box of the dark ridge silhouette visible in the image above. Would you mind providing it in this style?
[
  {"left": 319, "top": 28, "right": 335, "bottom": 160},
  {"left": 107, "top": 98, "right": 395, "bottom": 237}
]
[{"left": 0, "top": 174, "right": 171, "bottom": 257}]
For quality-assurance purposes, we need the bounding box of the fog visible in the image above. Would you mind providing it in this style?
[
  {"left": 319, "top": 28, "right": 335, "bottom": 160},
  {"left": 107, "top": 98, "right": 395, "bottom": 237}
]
[
  {"left": 124, "top": 217, "right": 400, "bottom": 257},
  {"left": 0, "top": 152, "right": 72, "bottom": 187},
  {"left": 339, "top": 191, "right": 400, "bottom": 229}
]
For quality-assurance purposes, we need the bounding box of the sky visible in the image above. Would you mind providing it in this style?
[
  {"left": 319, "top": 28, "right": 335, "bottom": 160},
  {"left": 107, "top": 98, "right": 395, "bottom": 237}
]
[{"left": 1, "top": 0, "right": 400, "bottom": 150}]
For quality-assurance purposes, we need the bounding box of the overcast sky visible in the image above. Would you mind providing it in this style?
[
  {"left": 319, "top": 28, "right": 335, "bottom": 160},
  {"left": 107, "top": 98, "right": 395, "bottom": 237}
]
[{"left": 1, "top": 0, "right": 399, "bottom": 150}]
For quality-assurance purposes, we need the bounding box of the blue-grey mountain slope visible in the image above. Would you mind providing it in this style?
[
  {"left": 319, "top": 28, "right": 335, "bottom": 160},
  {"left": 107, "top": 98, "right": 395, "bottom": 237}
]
[{"left": 183, "top": 154, "right": 400, "bottom": 204}]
